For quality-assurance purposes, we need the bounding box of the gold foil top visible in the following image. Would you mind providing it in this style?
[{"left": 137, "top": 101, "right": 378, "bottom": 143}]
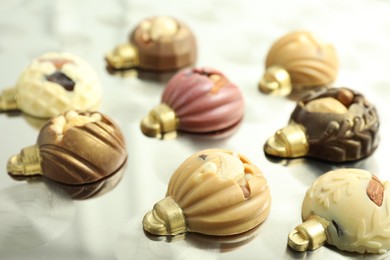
[
  {"left": 140, "top": 103, "right": 179, "bottom": 139},
  {"left": 367, "top": 175, "right": 384, "bottom": 207},
  {"left": 7, "top": 145, "right": 43, "bottom": 177},
  {"left": 105, "top": 43, "right": 140, "bottom": 69},
  {"left": 258, "top": 66, "right": 291, "bottom": 96},
  {"left": 264, "top": 122, "right": 309, "bottom": 157},
  {"left": 143, "top": 196, "right": 187, "bottom": 235},
  {"left": 288, "top": 215, "right": 330, "bottom": 252},
  {"left": 0, "top": 87, "right": 18, "bottom": 111}
]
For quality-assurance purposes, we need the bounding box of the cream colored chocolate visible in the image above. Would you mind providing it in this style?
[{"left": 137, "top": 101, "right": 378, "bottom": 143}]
[
  {"left": 143, "top": 149, "right": 271, "bottom": 236},
  {"left": 259, "top": 31, "right": 338, "bottom": 95},
  {"left": 106, "top": 16, "right": 197, "bottom": 71},
  {"left": 139, "top": 16, "right": 179, "bottom": 42},
  {"left": 300, "top": 169, "right": 390, "bottom": 253},
  {"left": 7, "top": 110, "right": 127, "bottom": 188},
  {"left": 11, "top": 52, "right": 102, "bottom": 118},
  {"left": 305, "top": 97, "right": 348, "bottom": 114}
]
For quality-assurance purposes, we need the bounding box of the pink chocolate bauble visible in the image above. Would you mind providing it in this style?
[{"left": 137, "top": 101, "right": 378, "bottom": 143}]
[{"left": 162, "top": 67, "right": 244, "bottom": 133}]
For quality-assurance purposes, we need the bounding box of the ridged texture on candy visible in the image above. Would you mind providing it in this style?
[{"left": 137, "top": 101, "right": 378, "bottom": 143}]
[
  {"left": 302, "top": 169, "right": 390, "bottom": 254},
  {"left": 130, "top": 16, "right": 197, "bottom": 71},
  {"left": 162, "top": 68, "right": 244, "bottom": 133},
  {"left": 166, "top": 149, "right": 270, "bottom": 236},
  {"left": 15, "top": 52, "right": 102, "bottom": 118},
  {"left": 265, "top": 31, "right": 338, "bottom": 88},
  {"left": 37, "top": 111, "right": 127, "bottom": 185},
  {"left": 290, "top": 87, "right": 379, "bottom": 162}
]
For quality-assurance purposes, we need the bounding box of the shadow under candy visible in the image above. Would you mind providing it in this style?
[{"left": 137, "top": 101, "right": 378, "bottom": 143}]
[
  {"left": 151, "top": 119, "right": 243, "bottom": 142},
  {"left": 265, "top": 150, "right": 379, "bottom": 172},
  {"left": 182, "top": 119, "right": 243, "bottom": 142},
  {"left": 41, "top": 162, "right": 127, "bottom": 200},
  {"left": 8, "top": 159, "right": 128, "bottom": 200},
  {"left": 0, "top": 181, "right": 75, "bottom": 252},
  {"left": 286, "top": 86, "right": 326, "bottom": 102},
  {"left": 105, "top": 65, "right": 182, "bottom": 84},
  {"left": 116, "top": 216, "right": 261, "bottom": 260},
  {"left": 0, "top": 110, "right": 22, "bottom": 117},
  {"left": 22, "top": 113, "right": 50, "bottom": 130},
  {"left": 1, "top": 109, "right": 50, "bottom": 130},
  {"left": 285, "top": 239, "right": 390, "bottom": 260},
  {"left": 144, "top": 224, "right": 261, "bottom": 253},
  {"left": 265, "top": 152, "right": 379, "bottom": 187}
]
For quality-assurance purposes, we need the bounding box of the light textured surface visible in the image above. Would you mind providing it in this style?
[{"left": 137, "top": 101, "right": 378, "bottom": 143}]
[
  {"left": 15, "top": 52, "right": 102, "bottom": 118},
  {"left": 1, "top": 0, "right": 390, "bottom": 259}
]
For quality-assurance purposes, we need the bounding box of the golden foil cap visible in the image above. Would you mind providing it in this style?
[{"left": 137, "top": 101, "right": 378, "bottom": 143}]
[
  {"left": 140, "top": 103, "right": 179, "bottom": 139},
  {"left": 258, "top": 66, "right": 291, "bottom": 96},
  {"left": 0, "top": 88, "right": 18, "bottom": 111},
  {"left": 143, "top": 197, "right": 187, "bottom": 235},
  {"left": 288, "top": 215, "right": 329, "bottom": 251},
  {"left": 264, "top": 122, "right": 309, "bottom": 158},
  {"left": 7, "top": 145, "right": 43, "bottom": 178},
  {"left": 105, "top": 43, "right": 140, "bottom": 70}
]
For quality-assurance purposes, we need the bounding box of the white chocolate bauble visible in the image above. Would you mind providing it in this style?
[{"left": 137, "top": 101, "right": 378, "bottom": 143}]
[
  {"left": 15, "top": 52, "right": 102, "bottom": 118},
  {"left": 302, "top": 169, "right": 390, "bottom": 253}
]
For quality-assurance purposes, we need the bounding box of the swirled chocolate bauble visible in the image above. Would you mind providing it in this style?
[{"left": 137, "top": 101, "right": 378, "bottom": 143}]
[
  {"left": 264, "top": 87, "right": 379, "bottom": 162},
  {"left": 7, "top": 110, "right": 127, "bottom": 199},
  {"left": 106, "top": 16, "right": 196, "bottom": 71},
  {"left": 141, "top": 67, "right": 244, "bottom": 139},
  {"left": 288, "top": 169, "right": 390, "bottom": 254},
  {"left": 0, "top": 52, "right": 102, "bottom": 118},
  {"left": 258, "top": 31, "right": 338, "bottom": 96},
  {"left": 143, "top": 149, "right": 271, "bottom": 236}
]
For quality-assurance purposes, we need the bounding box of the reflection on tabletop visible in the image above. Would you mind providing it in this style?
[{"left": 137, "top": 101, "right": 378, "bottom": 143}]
[{"left": 0, "top": 181, "right": 75, "bottom": 252}]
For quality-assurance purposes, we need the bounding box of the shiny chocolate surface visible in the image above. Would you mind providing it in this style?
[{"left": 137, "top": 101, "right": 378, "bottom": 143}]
[{"left": 1, "top": 1, "right": 390, "bottom": 260}]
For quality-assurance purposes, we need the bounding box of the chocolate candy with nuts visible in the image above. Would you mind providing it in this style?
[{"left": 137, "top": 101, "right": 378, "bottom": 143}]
[
  {"left": 264, "top": 87, "right": 379, "bottom": 162},
  {"left": 7, "top": 110, "right": 127, "bottom": 199},
  {"left": 288, "top": 169, "right": 390, "bottom": 254},
  {"left": 0, "top": 52, "right": 102, "bottom": 118},
  {"left": 140, "top": 67, "right": 244, "bottom": 139},
  {"left": 143, "top": 149, "right": 271, "bottom": 236},
  {"left": 106, "top": 16, "right": 197, "bottom": 71}
]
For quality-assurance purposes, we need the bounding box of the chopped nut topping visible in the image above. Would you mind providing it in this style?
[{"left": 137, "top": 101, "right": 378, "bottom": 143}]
[
  {"left": 141, "top": 16, "right": 178, "bottom": 42},
  {"left": 50, "top": 110, "right": 102, "bottom": 142},
  {"left": 198, "top": 152, "right": 252, "bottom": 198},
  {"left": 367, "top": 175, "right": 384, "bottom": 206},
  {"left": 337, "top": 89, "right": 354, "bottom": 107},
  {"left": 306, "top": 97, "right": 348, "bottom": 114}
]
